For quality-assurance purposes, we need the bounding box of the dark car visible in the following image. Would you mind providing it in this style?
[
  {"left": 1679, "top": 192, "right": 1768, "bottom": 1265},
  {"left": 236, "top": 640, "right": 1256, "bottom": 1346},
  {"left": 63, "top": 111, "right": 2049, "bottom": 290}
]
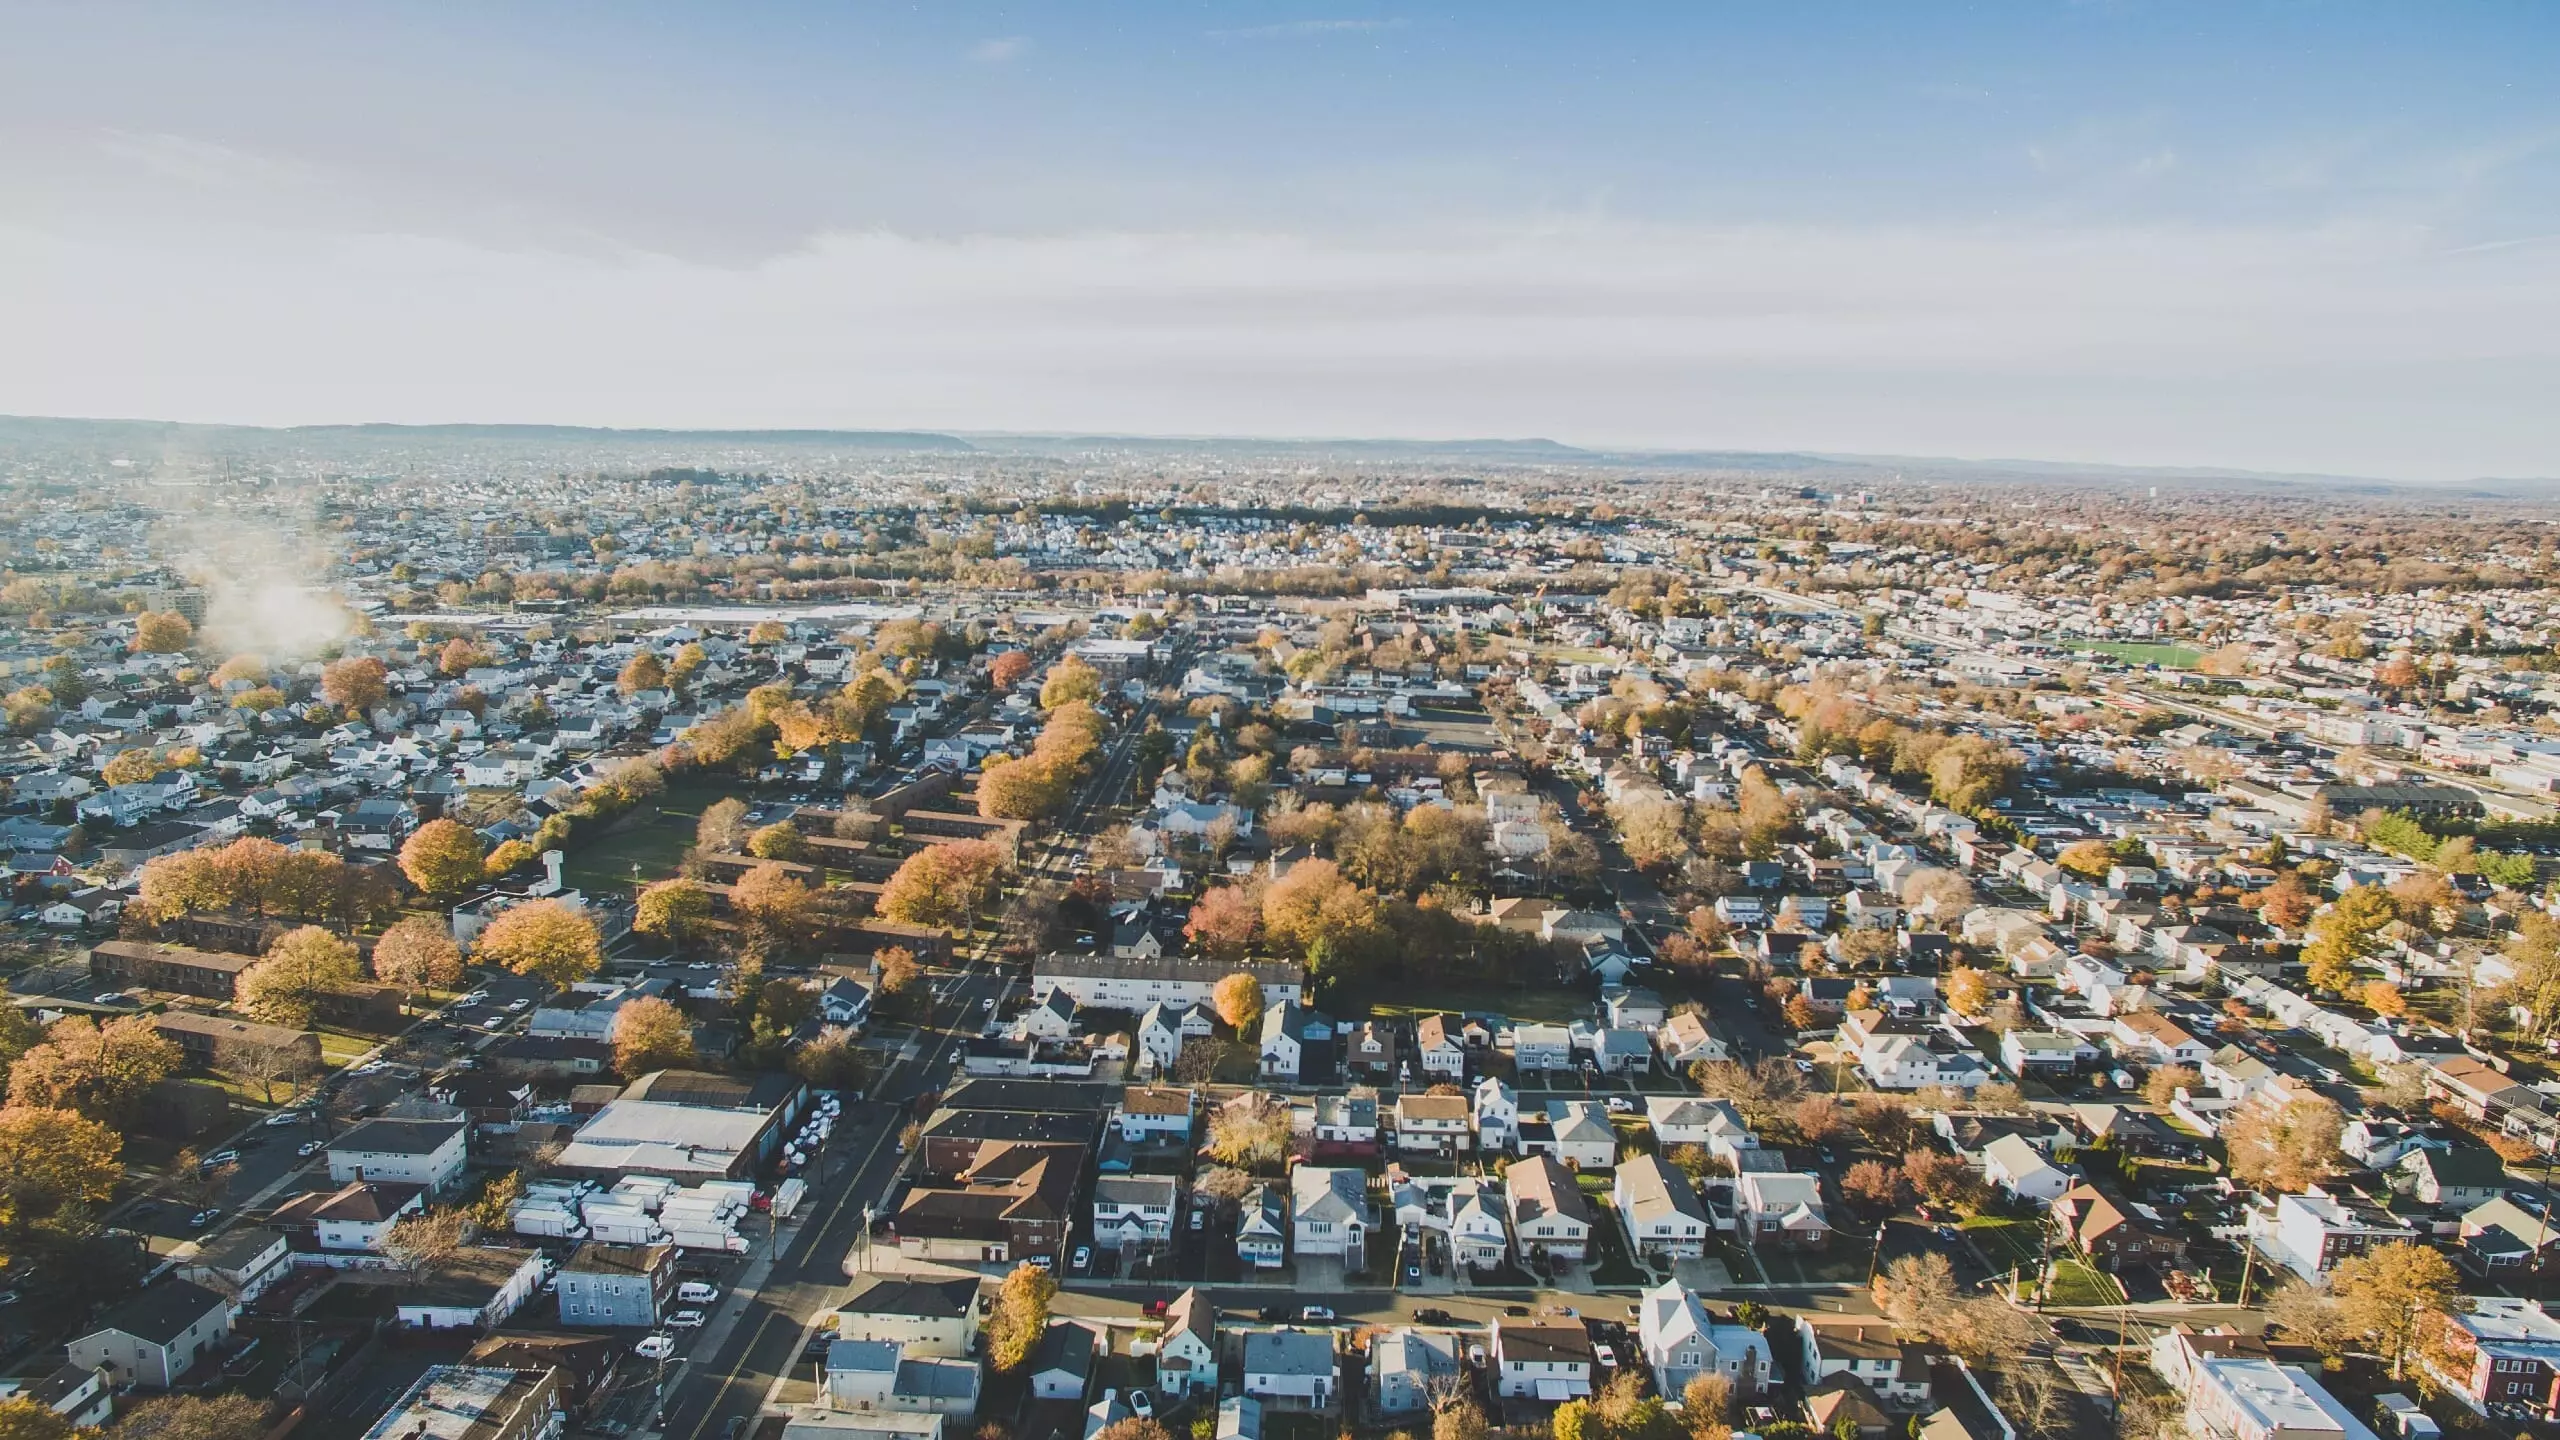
[{"left": 1413, "top": 1308, "right": 1453, "bottom": 1325}]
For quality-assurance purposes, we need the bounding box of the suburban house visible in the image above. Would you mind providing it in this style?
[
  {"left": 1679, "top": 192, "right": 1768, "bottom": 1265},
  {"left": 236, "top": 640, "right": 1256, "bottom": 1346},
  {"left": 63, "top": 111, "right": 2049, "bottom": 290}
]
[
  {"left": 1393, "top": 1092, "right": 1472, "bottom": 1156},
  {"left": 1091, "top": 1175, "right": 1180, "bottom": 1251},
  {"left": 1981, "top": 1134, "right": 2073, "bottom": 1203},
  {"left": 1290, "top": 1167, "right": 1374, "bottom": 1268},
  {"left": 1614, "top": 1155, "right": 1713, "bottom": 1261},
  {"left": 67, "top": 1281, "right": 234, "bottom": 1390},
  {"left": 1491, "top": 1320, "right": 1596, "bottom": 1401},
  {"left": 1371, "top": 1328, "right": 1462, "bottom": 1417},
  {"left": 832, "top": 1276, "right": 982, "bottom": 1359},
  {"left": 1241, "top": 1330, "right": 1340, "bottom": 1413},
  {"left": 1237, "top": 1184, "right": 1288, "bottom": 1270},
  {"left": 1155, "top": 1289, "right": 1220, "bottom": 1397},
  {"left": 1797, "top": 1321, "right": 1934, "bottom": 1410},
  {"left": 1503, "top": 1156, "right": 1594, "bottom": 1261},
  {"left": 1637, "top": 1281, "right": 1773, "bottom": 1400},
  {"left": 1735, "top": 1172, "right": 1832, "bottom": 1249},
  {"left": 328, "top": 1118, "right": 470, "bottom": 1195},
  {"left": 554, "top": 1243, "right": 676, "bottom": 1328}
]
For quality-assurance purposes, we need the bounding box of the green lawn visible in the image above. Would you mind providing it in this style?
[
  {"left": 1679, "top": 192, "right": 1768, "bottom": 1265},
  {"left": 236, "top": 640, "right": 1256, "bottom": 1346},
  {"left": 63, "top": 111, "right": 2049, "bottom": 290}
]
[
  {"left": 1962, "top": 1217, "right": 2045, "bottom": 1271},
  {"left": 317, "top": 1030, "right": 374, "bottom": 1067},
  {"left": 1342, "top": 981, "right": 1591, "bottom": 1025},
  {"left": 2046, "top": 1257, "right": 2127, "bottom": 1307},
  {"left": 2062, "top": 640, "right": 2204, "bottom": 669},
  {"left": 561, "top": 775, "right": 745, "bottom": 893}
]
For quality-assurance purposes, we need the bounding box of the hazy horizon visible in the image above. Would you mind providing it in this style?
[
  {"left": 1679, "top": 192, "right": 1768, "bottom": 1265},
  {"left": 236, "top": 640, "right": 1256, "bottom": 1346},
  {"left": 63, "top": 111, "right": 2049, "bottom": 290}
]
[{"left": 6, "top": 2, "right": 2557, "bottom": 482}]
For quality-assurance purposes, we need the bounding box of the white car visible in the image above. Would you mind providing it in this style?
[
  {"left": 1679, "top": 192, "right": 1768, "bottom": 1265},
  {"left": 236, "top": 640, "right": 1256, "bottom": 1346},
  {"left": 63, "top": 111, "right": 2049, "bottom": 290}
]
[
  {"left": 668, "top": 1309, "right": 706, "bottom": 1329},
  {"left": 298, "top": 1140, "right": 325, "bottom": 1157},
  {"left": 634, "top": 1334, "right": 676, "bottom": 1360},
  {"left": 1604, "top": 1096, "right": 1635, "bottom": 1114},
  {"left": 263, "top": 1111, "right": 305, "bottom": 1127},
  {"left": 1299, "top": 1306, "right": 1336, "bottom": 1323},
  {"left": 1130, "top": 1393, "right": 1155, "bottom": 1420}
]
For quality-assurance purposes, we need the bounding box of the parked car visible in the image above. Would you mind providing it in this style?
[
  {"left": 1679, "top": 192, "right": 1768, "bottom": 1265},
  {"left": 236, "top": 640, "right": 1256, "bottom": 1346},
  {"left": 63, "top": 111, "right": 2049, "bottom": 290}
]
[
  {"left": 189, "top": 1208, "right": 220, "bottom": 1228},
  {"left": 263, "top": 1111, "right": 304, "bottom": 1127},
  {"left": 1130, "top": 1393, "right": 1154, "bottom": 1420},
  {"left": 1413, "top": 1307, "right": 1452, "bottom": 1324},
  {"left": 678, "top": 1282, "right": 721, "bottom": 1305},
  {"left": 668, "top": 1309, "right": 706, "bottom": 1329},
  {"left": 1071, "top": 1246, "right": 1093, "bottom": 1273},
  {"left": 635, "top": 1334, "right": 676, "bottom": 1360},
  {"left": 298, "top": 1140, "right": 324, "bottom": 1157},
  {"left": 1299, "top": 1306, "right": 1336, "bottom": 1322},
  {"left": 1605, "top": 1096, "right": 1635, "bottom": 1114}
]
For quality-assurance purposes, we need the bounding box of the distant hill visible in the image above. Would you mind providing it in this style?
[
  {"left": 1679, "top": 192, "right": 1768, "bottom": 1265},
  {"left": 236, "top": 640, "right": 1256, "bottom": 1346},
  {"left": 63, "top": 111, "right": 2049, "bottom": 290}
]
[{"left": 0, "top": 415, "right": 977, "bottom": 452}]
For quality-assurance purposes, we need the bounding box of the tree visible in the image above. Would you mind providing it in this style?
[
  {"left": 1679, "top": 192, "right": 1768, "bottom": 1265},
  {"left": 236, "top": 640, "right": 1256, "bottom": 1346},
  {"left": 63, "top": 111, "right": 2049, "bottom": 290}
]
[
  {"left": 1793, "top": 1095, "right": 1845, "bottom": 1143},
  {"left": 372, "top": 915, "right": 466, "bottom": 998},
  {"left": 400, "top": 819, "right": 487, "bottom": 898},
  {"left": 613, "top": 996, "right": 698, "bottom": 1076},
  {"left": 2267, "top": 1279, "right": 2354, "bottom": 1360},
  {"left": 0, "top": 1104, "right": 123, "bottom": 1240},
  {"left": 696, "top": 797, "right": 752, "bottom": 855},
  {"left": 472, "top": 899, "right": 603, "bottom": 989},
  {"left": 879, "top": 841, "right": 1007, "bottom": 930},
  {"left": 1681, "top": 1375, "right": 1736, "bottom": 1435},
  {"left": 732, "top": 863, "right": 819, "bottom": 944},
  {"left": 748, "top": 821, "right": 811, "bottom": 861},
  {"left": 1040, "top": 656, "right": 1103, "bottom": 710},
  {"left": 874, "top": 947, "right": 921, "bottom": 1002},
  {"left": 1260, "top": 858, "right": 1380, "bottom": 964},
  {"left": 1872, "top": 1252, "right": 1961, "bottom": 1337},
  {"left": 2224, "top": 1092, "right": 2344, "bottom": 1192},
  {"left": 1552, "top": 1402, "right": 1594, "bottom": 1440},
  {"left": 2258, "top": 872, "right": 2317, "bottom": 930},
  {"left": 384, "top": 1207, "right": 470, "bottom": 1274},
  {"left": 1195, "top": 1165, "right": 1252, "bottom": 1204},
  {"left": 2330, "top": 1241, "right": 2463, "bottom": 1378},
  {"left": 619, "top": 650, "right": 668, "bottom": 695},
  {"left": 636, "top": 879, "right": 714, "bottom": 949},
  {"left": 1187, "top": 886, "right": 1264, "bottom": 963},
  {"left": 978, "top": 756, "right": 1068, "bottom": 821},
  {"left": 2303, "top": 884, "right": 2400, "bottom": 994},
  {"left": 131, "top": 610, "right": 193, "bottom": 654},
  {"left": 2143, "top": 1064, "right": 2201, "bottom": 1106},
  {"left": 237, "top": 926, "right": 362, "bottom": 1028},
  {"left": 1942, "top": 965, "right": 1989, "bottom": 1017},
  {"left": 1092, "top": 1423, "right": 1172, "bottom": 1440},
  {"left": 792, "top": 1030, "right": 871, "bottom": 1090},
  {"left": 1433, "top": 1400, "right": 1489, "bottom": 1440},
  {"left": 8, "top": 1016, "right": 181, "bottom": 1126},
  {"left": 1901, "top": 1147, "right": 1978, "bottom": 1212},
  {"left": 1842, "top": 1160, "right": 1903, "bottom": 1212},
  {"left": 106, "top": 1392, "right": 269, "bottom": 1440},
  {"left": 320, "top": 655, "right": 389, "bottom": 713},
  {"left": 0, "top": 1399, "right": 79, "bottom": 1440},
  {"left": 987, "top": 1261, "right": 1057, "bottom": 1373},
  {"left": 1205, "top": 1101, "right": 1291, "bottom": 1169},
  {"left": 2056, "top": 840, "right": 2115, "bottom": 880},
  {"left": 1211, "top": 972, "right": 1265, "bottom": 1033},
  {"left": 2361, "top": 980, "right": 2408, "bottom": 1018}
]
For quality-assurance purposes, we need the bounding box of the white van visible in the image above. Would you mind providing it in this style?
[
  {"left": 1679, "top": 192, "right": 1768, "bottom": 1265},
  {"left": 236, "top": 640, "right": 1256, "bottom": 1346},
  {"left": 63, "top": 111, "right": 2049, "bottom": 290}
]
[{"left": 677, "top": 1282, "right": 721, "bottom": 1305}]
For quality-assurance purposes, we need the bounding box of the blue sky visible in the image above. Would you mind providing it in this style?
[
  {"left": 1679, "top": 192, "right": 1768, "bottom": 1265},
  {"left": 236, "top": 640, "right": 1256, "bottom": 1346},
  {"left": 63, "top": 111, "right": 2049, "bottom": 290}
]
[{"left": 4, "top": 1, "right": 2557, "bottom": 479}]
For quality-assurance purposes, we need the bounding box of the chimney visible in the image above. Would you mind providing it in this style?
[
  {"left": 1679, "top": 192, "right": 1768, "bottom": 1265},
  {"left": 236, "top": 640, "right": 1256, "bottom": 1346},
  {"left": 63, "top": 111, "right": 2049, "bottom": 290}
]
[{"left": 541, "top": 849, "right": 564, "bottom": 893}]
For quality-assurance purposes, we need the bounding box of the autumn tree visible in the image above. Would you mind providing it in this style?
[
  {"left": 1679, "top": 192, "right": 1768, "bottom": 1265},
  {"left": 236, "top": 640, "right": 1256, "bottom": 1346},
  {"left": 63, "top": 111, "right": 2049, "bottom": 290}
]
[
  {"left": 748, "top": 821, "right": 811, "bottom": 862},
  {"left": 1186, "top": 885, "right": 1263, "bottom": 963},
  {"left": 1872, "top": 1251, "right": 1962, "bottom": 1336},
  {"left": 320, "top": 656, "right": 389, "bottom": 713},
  {"left": 1039, "top": 656, "right": 1103, "bottom": 710},
  {"left": 2143, "top": 1065, "right": 2201, "bottom": 1107},
  {"left": 2224, "top": 1092, "right": 2344, "bottom": 1192},
  {"left": 978, "top": 755, "right": 1069, "bottom": 821},
  {"left": 1205, "top": 1101, "right": 1291, "bottom": 1169},
  {"left": 2330, "top": 1241, "right": 2464, "bottom": 1378},
  {"left": 8, "top": 1016, "right": 181, "bottom": 1126},
  {"left": 2267, "top": 1280, "right": 2355, "bottom": 1359},
  {"left": 1842, "top": 1160, "right": 1903, "bottom": 1212},
  {"left": 989, "top": 650, "right": 1034, "bottom": 689},
  {"left": 370, "top": 915, "right": 466, "bottom": 1001},
  {"left": 399, "top": 819, "right": 488, "bottom": 899},
  {"left": 100, "top": 1388, "right": 268, "bottom": 1440},
  {"left": 732, "top": 863, "right": 820, "bottom": 945},
  {"left": 1260, "top": 858, "right": 1382, "bottom": 969},
  {"left": 384, "top": 1206, "right": 471, "bottom": 1274},
  {"left": 635, "top": 879, "right": 714, "bottom": 949},
  {"left": 2056, "top": 840, "right": 2115, "bottom": 880},
  {"left": 0, "top": 1104, "right": 123, "bottom": 1240},
  {"left": 1943, "top": 965, "right": 1989, "bottom": 1017},
  {"left": 1210, "top": 972, "right": 1266, "bottom": 1034},
  {"left": 2302, "top": 884, "right": 2399, "bottom": 995},
  {"left": 618, "top": 650, "right": 668, "bottom": 695},
  {"left": 2361, "top": 980, "right": 2408, "bottom": 1018},
  {"left": 878, "top": 841, "right": 1007, "bottom": 929},
  {"left": 987, "top": 1261, "right": 1057, "bottom": 1373},
  {"left": 131, "top": 610, "right": 193, "bottom": 654},
  {"left": 0, "top": 1398, "right": 80, "bottom": 1440},
  {"left": 472, "top": 899, "right": 603, "bottom": 990},
  {"left": 695, "top": 797, "right": 752, "bottom": 855},
  {"left": 237, "top": 926, "right": 362, "bottom": 1028},
  {"left": 612, "top": 996, "right": 698, "bottom": 1076}
]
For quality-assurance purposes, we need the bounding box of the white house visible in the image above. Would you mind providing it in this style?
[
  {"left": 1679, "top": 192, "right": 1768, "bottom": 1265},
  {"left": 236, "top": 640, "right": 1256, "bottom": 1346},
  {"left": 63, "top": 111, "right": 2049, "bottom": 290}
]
[
  {"left": 1614, "top": 1155, "right": 1712, "bottom": 1260},
  {"left": 1492, "top": 1321, "right": 1595, "bottom": 1400},
  {"left": 1091, "top": 1175, "right": 1179, "bottom": 1250},
  {"left": 328, "top": 1118, "right": 469, "bottom": 1196},
  {"left": 1503, "top": 1156, "right": 1594, "bottom": 1261},
  {"left": 1981, "top": 1134, "right": 2073, "bottom": 1204},
  {"left": 1646, "top": 1097, "right": 1756, "bottom": 1164},
  {"left": 1797, "top": 1321, "right": 1933, "bottom": 1410},
  {"left": 1473, "top": 1078, "right": 1519, "bottom": 1153},
  {"left": 1237, "top": 1185, "right": 1288, "bottom": 1270},
  {"left": 1394, "top": 1093, "right": 1473, "bottom": 1156},
  {"left": 1241, "top": 1330, "right": 1339, "bottom": 1413},
  {"left": 1156, "top": 1288, "right": 1220, "bottom": 1396},
  {"left": 1511, "top": 1023, "right": 1574, "bottom": 1072},
  {"left": 1290, "top": 1167, "right": 1374, "bottom": 1266},
  {"left": 1637, "top": 1281, "right": 1773, "bottom": 1400},
  {"left": 66, "top": 1281, "right": 233, "bottom": 1391}
]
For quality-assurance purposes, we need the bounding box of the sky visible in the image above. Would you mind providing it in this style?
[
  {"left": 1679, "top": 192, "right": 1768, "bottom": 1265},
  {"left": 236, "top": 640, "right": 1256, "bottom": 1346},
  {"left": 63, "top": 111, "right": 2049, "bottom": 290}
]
[{"left": 4, "top": 1, "right": 2558, "bottom": 481}]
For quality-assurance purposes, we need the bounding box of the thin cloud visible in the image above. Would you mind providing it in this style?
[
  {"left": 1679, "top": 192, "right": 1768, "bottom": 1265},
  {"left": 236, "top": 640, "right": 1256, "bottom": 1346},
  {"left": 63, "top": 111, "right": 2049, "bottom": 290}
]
[
  {"left": 967, "top": 36, "right": 1030, "bottom": 63},
  {"left": 1209, "top": 18, "right": 1406, "bottom": 40}
]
